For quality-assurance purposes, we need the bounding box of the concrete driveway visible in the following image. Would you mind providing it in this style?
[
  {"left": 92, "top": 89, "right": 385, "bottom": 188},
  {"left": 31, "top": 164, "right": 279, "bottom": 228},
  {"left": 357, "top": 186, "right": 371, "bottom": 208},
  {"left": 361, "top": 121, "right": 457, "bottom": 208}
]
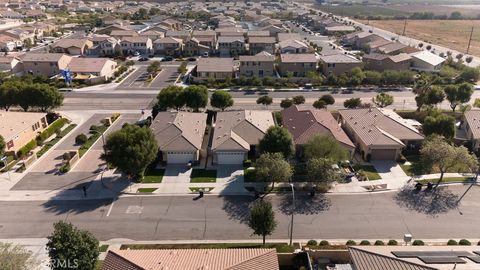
[
  {"left": 214, "top": 165, "right": 247, "bottom": 195},
  {"left": 155, "top": 165, "right": 192, "bottom": 194},
  {"left": 371, "top": 161, "right": 408, "bottom": 180}
]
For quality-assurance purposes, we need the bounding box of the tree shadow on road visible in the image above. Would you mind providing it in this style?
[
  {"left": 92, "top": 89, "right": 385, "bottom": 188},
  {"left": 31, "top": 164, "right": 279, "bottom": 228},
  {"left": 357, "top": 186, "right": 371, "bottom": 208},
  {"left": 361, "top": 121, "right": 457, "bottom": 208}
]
[
  {"left": 220, "top": 195, "right": 256, "bottom": 224},
  {"left": 278, "top": 194, "right": 331, "bottom": 215},
  {"left": 394, "top": 186, "right": 459, "bottom": 217}
]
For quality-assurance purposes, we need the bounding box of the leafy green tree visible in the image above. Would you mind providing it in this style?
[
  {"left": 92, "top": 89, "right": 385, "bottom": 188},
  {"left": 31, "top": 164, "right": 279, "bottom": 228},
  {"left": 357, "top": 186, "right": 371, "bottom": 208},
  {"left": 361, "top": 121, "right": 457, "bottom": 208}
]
[
  {"left": 424, "top": 86, "right": 445, "bottom": 108},
  {"left": 313, "top": 99, "right": 326, "bottom": 109},
  {"left": 319, "top": 94, "right": 335, "bottom": 105},
  {"left": 349, "top": 67, "right": 366, "bottom": 86},
  {"left": 292, "top": 95, "right": 305, "bottom": 105},
  {"left": 210, "top": 90, "right": 233, "bottom": 111},
  {"left": 444, "top": 83, "right": 473, "bottom": 112},
  {"left": 147, "top": 61, "right": 161, "bottom": 74},
  {"left": 422, "top": 113, "right": 455, "bottom": 140},
  {"left": 303, "top": 135, "right": 348, "bottom": 162},
  {"left": 102, "top": 125, "right": 158, "bottom": 178},
  {"left": 258, "top": 126, "right": 295, "bottom": 158},
  {"left": 474, "top": 98, "right": 480, "bottom": 108},
  {"left": 34, "top": 84, "right": 64, "bottom": 112},
  {"left": 152, "top": 86, "right": 185, "bottom": 117},
  {"left": 177, "top": 62, "right": 188, "bottom": 75},
  {"left": 307, "top": 158, "right": 343, "bottom": 183},
  {"left": 0, "top": 84, "right": 18, "bottom": 110},
  {"left": 364, "top": 70, "right": 382, "bottom": 85},
  {"left": 372, "top": 92, "right": 393, "bottom": 108},
  {"left": 280, "top": 98, "right": 294, "bottom": 109},
  {"left": 184, "top": 85, "right": 208, "bottom": 111},
  {"left": 255, "top": 152, "right": 293, "bottom": 192},
  {"left": 458, "top": 67, "right": 479, "bottom": 83},
  {"left": 256, "top": 95, "right": 273, "bottom": 108},
  {"left": 248, "top": 200, "right": 277, "bottom": 245},
  {"left": 420, "top": 135, "right": 477, "bottom": 187},
  {"left": 16, "top": 85, "right": 36, "bottom": 112},
  {"left": 343, "top": 98, "right": 362, "bottom": 109},
  {"left": 46, "top": 221, "right": 99, "bottom": 270},
  {"left": 0, "top": 242, "right": 39, "bottom": 270}
]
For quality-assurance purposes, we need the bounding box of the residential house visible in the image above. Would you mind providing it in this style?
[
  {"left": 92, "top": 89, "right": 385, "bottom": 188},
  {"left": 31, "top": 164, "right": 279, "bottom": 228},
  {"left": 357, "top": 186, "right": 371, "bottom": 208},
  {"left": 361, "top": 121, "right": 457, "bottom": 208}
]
[
  {"left": 248, "top": 36, "right": 276, "bottom": 55},
  {"left": 68, "top": 57, "right": 118, "bottom": 83},
  {"left": 239, "top": 51, "right": 275, "bottom": 78},
  {"left": 20, "top": 53, "right": 71, "bottom": 77},
  {"left": 366, "top": 38, "right": 392, "bottom": 53},
  {"left": 165, "top": 30, "right": 191, "bottom": 42},
  {"left": 96, "top": 24, "right": 131, "bottom": 35},
  {"left": 88, "top": 35, "right": 120, "bottom": 56},
  {"left": 109, "top": 29, "right": 138, "bottom": 40},
  {"left": 247, "top": 31, "right": 270, "bottom": 38},
  {"left": 183, "top": 37, "right": 210, "bottom": 56},
  {"left": 102, "top": 248, "right": 279, "bottom": 270},
  {"left": 217, "top": 36, "right": 245, "bottom": 57},
  {"left": 51, "top": 38, "right": 93, "bottom": 55},
  {"left": 260, "top": 25, "right": 286, "bottom": 36},
  {"left": 195, "top": 57, "right": 235, "bottom": 81},
  {"left": 151, "top": 112, "right": 207, "bottom": 164},
  {"left": 120, "top": 36, "right": 153, "bottom": 55},
  {"left": 376, "top": 42, "right": 408, "bottom": 55},
  {"left": 279, "top": 39, "right": 310, "bottom": 54},
  {"left": 319, "top": 54, "right": 362, "bottom": 76},
  {"left": 160, "top": 18, "right": 181, "bottom": 30},
  {"left": 363, "top": 53, "right": 412, "bottom": 72},
  {"left": 0, "top": 111, "right": 48, "bottom": 156},
  {"left": 279, "top": 53, "right": 317, "bottom": 77},
  {"left": 281, "top": 105, "right": 355, "bottom": 155},
  {"left": 277, "top": 33, "right": 301, "bottom": 42},
  {"left": 211, "top": 110, "right": 275, "bottom": 164},
  {"left": 139, "top": 30, "right": 165, "bottom": 41},
  {"left": 0, "top": 34, "right": 20, "bottom": 51},
  {"left": 410, "top": 50, "right": 445, "bottom": 72},
  {"left": 3, "top": 28, "right": 35, "bottom": 44},
  {"left": 339, "top": 107, "right": 424, "bottom": 161},
  {"left": 460, "top": 110, "right": 480, "bottom": 150},
  {"left": 192, "top": 30, "right": 217, "bottom": 44},
  {"left": 153, "top": 37, "right": 183, "bottom": 56},
  {"left": 0, "top": 56, "right": 21, "bottom": 75}
]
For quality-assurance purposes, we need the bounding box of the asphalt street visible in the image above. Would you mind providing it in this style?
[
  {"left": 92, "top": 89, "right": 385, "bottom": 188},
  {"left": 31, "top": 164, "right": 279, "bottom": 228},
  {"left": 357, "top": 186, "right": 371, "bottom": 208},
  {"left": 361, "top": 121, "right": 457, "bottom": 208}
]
[{"left": 1, "top": 185, "right": 479, "bottom": 241}]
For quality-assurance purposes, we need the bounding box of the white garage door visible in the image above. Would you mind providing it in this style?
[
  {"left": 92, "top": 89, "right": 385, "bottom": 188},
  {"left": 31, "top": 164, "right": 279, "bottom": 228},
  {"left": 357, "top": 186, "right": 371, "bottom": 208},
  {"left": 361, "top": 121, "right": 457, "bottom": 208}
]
[
  {"left": 167, "top": 152, "right": 194, "bottom": 164},
  {"left": 217, "top": 152, "right": 245, "bottom": 165}
]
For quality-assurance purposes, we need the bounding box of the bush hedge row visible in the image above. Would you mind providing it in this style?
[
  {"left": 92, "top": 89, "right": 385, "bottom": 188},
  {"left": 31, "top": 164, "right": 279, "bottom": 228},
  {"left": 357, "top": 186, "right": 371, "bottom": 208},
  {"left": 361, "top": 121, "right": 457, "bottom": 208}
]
[{"left": 36, "top": 118, "right": 68, "bottom": 143}]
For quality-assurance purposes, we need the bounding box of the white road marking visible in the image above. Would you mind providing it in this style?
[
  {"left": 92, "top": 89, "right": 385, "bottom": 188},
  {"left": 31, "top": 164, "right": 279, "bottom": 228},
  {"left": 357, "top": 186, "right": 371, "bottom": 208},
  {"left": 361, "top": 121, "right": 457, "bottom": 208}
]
[
  {"left": 106, "top": 199, "right": 115, "bottom": 217},
  {"left": 126, "top": 205, "right": 143, "bottom": 214}
]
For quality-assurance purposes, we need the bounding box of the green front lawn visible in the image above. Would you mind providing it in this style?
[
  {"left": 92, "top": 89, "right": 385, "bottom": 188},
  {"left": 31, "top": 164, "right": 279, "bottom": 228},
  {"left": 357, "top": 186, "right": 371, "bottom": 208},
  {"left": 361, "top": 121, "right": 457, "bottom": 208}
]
[
  {"left": 401, "top": 155, "right": 473, "bottom": 176},
  {"left": 137, "top": 188, "right": 157, "bottom": 193},
  {"left": 355, "top": 165, "right": 381, "bottom": 180},
  {"left": 79, "top": 125, "right": 109, "bottom": 157},
  {"left": 142, "top": 169, "right": 164, "bottom": 183},
  {"left": 120, "top": 243, "right": 294, "bottom": 253},
  {"left": 190, "top": 169, "right": 217, "bottom": 183}
]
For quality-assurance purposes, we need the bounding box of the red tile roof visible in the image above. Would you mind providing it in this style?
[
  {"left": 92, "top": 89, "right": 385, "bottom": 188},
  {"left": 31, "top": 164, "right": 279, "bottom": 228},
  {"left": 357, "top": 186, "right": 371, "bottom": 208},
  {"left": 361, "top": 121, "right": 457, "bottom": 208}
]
[{"left": 281, "top": 106, "right": 354, "bottom": 148}]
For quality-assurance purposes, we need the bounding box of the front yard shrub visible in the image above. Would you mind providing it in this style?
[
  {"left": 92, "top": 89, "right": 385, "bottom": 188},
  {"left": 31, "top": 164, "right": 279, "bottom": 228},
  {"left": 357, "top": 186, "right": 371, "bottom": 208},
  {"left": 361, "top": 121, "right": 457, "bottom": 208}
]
[
  {"left": 447, "top": 240, "right": 458, "bottom": 246},
  {"left": 75, "top": 134, "right": 88, "bottom": 145},
  {"left": 36, "top": 118, "right": 68, "bottom": 143},
  {"left": 243, "top": 159, "right": 252, "bottom": 168},
  {"left": 346, "top": 240, "right": 357, "bottom": 246},
  {"left": 319, "top": 240, "right": 329, "bottom": 246},
  {"left": 360, "top": 240, "right": 371, "bottom": 246},
  {"left": 307, "top": 240, "right": 317, "bottom": 246},
  {"left": 111, "top": 113, "right": 120, "bottom": 122},
  {"left": 17, "top": 139, "right": 37, "bottom": 157},
  {"left": 316, "top": 183, "right": 331, "bottom": 193},
  {"left": 90, "top": 125, "right": 101, "bottom": 133},
  {"left": 374, "top": 240, "right": 385, "bottom": 246},
  {"left": 459, "top": 239, "right": 471, "bottom": 246},
  {"left": 62, "top": 152, "right": 71, "bottom": 161},
  {"left": 412, "top": 240, "right": 425, "bottom": 246},
  {"left": 59, "top": 164, "right": 70, "bottom": 173},
  {"left": 387, "top": 240, "right": 398, "bottom": 246}
]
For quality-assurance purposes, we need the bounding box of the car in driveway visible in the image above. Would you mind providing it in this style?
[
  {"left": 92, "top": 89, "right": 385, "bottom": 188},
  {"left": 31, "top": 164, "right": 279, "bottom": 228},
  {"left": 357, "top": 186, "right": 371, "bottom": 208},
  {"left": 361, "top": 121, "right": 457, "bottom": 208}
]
[{"left": 161, "top": 56, "right": 173, "bottom": 62}]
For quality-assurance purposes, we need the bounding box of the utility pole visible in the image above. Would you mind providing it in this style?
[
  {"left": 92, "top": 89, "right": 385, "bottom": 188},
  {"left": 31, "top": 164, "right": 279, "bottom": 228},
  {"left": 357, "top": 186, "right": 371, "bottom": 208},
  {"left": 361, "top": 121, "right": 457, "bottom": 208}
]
[
  {"left": 402, "top": 19, "right": 407, "bottom": 36},
  {"left": 466, "top": 26, "right": 474, "bottom": 55}
]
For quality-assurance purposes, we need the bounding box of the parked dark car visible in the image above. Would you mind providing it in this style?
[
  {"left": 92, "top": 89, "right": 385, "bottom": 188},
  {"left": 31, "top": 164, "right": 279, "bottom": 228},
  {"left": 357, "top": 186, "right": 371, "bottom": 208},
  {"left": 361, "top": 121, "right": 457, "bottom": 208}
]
[
  {"left": 138, "top": 57, "right": 149, "bottom": 62},
  {"left": 161, "top": 56, "right": 173, "bottom": 62}
]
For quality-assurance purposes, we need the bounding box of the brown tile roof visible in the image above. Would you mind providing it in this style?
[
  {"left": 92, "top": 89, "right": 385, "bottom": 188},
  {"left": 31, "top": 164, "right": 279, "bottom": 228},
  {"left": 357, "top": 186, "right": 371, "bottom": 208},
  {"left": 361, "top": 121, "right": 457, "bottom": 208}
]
[
  {"left": 247, "top": 30, "right": 270, "bottom": 37},
  {"left": 277, "top": 33, "right": 301, "bottom": 42},
  {"left": 280, "top": 53, "right": 317, "bottom": 63},
  {"left": 239, "top": 51, "right": 275, "bottom": 62},
  {"left": 281, "top": 106, "right": 354, "bottom": 148},
  {"left": 349, "top": 247, "right": 437, "bottom": 270},
  {"left": 339, "top": 108, "right": 423, "bottom": 147},
  {"left": 68, "top": 58, "right": 116, "bottom": 73},
  {"left": 377, "top": 42, "right": 407, "bottom": 54},
  {"left": 464, "top": 110, "right": 480, "bottom": 139},
  {"left": 20, "top": 53, "right": 71, "bottom": 63},
  {"left": 248, "top": 36, "right": 276, "bottom": 44},
  {"left": 102, "top": 248, "right": 280, "bottom": 270},
  {"left": 154, "top": 37, "right": 182, "bottom": 44},
  {"left": 151, "top": 112, "right": 207, "bottom": 151},
  {"left": 197, "top": 58, "right": 234, "bottom": 73},
  {"left": 212, "top": 110, "right": 275, "bottom": 151},
  {"left": 121, "top": 36, "right": 151, "bottom": 43}
]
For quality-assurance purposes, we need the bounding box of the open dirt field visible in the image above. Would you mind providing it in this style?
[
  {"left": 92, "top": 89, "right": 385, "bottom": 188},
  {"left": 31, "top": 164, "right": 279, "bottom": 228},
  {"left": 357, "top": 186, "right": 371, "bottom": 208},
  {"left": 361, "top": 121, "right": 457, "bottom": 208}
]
[{"left": 359, "top": 20, "right": 480, "bottom": 57}]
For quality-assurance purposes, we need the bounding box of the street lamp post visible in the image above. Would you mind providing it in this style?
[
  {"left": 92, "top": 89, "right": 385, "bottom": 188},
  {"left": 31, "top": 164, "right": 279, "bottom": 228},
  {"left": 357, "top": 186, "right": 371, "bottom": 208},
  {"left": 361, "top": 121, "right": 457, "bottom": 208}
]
[{"left": 289, "top": 183, "right": 295, "bottom": 246}]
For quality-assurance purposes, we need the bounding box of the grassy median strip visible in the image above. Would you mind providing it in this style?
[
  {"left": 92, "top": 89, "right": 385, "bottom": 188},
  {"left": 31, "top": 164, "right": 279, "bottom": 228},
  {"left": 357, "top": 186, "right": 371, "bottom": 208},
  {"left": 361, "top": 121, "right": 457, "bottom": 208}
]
[
  {"left": 79, "top": 125, "right": 108, "bottom": 157},
  {"left": 120, "top": 243, "right": 294, "bottom": 253},
  {"left": 190, "top": 169, "right": 217, "bottom": 183},
  {"left": 37, "top": 124, "right": 77, "bottom": 158},
  {"left": 99, "top": 245, "right": 109, "bottom": 252},
  {"left": 142, "top": 169, "right": 165, "bottom": 183},
  {"left": 137, "top": 188, "right": 157, "bottom": 193},
  {"left": 417, "top": 177, "right": 472, "bottom": 185}
]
